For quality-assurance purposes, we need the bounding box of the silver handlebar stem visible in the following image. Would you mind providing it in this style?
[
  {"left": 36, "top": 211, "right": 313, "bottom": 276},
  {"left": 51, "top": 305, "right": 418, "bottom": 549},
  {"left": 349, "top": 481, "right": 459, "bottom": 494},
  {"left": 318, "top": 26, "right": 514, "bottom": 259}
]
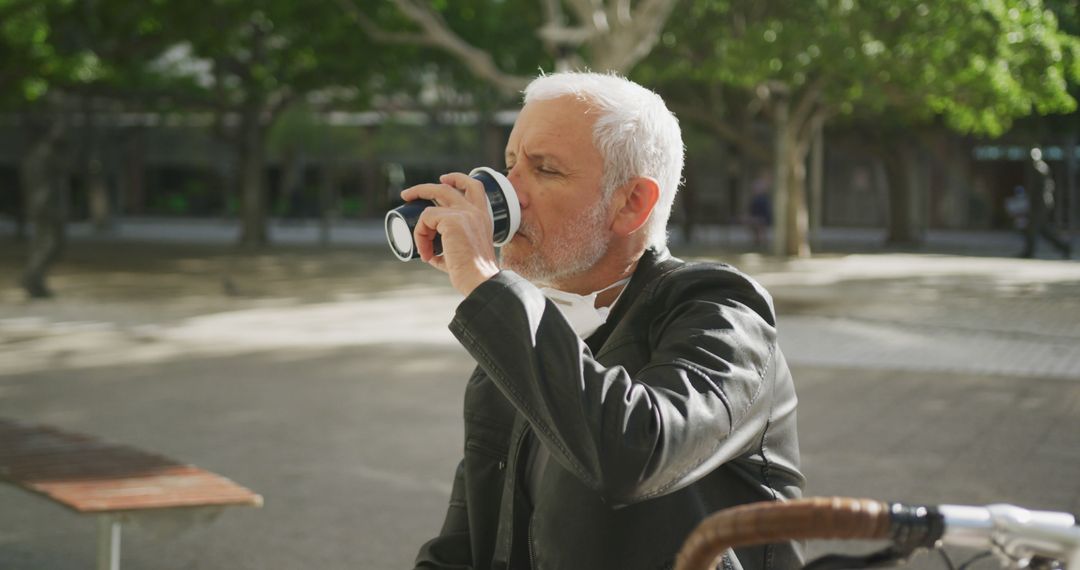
[{"left": 938, "top": 504, "right": 1080, "bottom": 570}]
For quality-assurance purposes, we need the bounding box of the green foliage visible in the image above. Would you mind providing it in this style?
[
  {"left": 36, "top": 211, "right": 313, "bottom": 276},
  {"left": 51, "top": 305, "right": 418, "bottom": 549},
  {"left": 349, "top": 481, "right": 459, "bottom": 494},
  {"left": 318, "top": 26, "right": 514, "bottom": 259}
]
[
  {"left": 143, "top": 0, "right": 380, "bottom": 112},
  {"left": 0, "top": 0, "right": 204, "bottom": 113},
  {"left": 0, "top": 0, "right": 391, "bottom": 115},
  {"left": 340, "top": 196, "right": 364, "bottom": 215},
  {"left": 0, "top": 0, "right": 91, "bottom": 104},
  {"left": 646, "top": 0, "right": 1080, "bottom": 137},
  {"left": 428, "top": 0, "right": 549, "bottom": 79},
  {"left": 360, "top": 0, "right": 550, "bottom": 104},
  {"left": 267, "top": 104, "right": 375, "bottom": 158}
]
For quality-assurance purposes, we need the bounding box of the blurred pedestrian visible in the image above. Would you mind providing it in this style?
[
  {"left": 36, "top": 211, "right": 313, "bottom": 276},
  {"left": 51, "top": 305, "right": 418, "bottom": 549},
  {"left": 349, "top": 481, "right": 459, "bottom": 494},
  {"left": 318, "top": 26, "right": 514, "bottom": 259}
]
[
  {"left": 1005, "top": 184, "right": 1029, "bottom": 232},
  {"left": 746, "top": 175, "right": 772, "bottom": 249},
  {"left": 1019, "top": 148, "right": 1072, "bottom": 259}
]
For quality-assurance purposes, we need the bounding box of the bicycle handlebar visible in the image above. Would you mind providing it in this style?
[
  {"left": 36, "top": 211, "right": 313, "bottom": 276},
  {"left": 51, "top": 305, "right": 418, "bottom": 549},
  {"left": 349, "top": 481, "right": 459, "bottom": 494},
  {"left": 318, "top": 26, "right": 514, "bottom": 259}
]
[{"left": 675, "top": 497, "right": 1080, "bottom": 570}]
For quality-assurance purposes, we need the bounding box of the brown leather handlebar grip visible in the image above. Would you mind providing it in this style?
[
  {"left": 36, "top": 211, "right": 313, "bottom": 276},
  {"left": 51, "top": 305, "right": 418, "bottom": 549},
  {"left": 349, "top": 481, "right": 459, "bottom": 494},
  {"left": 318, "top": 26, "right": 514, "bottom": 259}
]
[{"left": 675, "top": 497, "right": 893, "bottom": 570}]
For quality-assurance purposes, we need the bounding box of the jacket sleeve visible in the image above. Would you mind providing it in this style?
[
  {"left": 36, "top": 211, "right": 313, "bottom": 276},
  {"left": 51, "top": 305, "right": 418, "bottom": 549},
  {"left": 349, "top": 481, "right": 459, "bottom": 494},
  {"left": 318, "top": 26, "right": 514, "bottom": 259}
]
[
  {"left": 449, "top": 269, "right": 780, "bottom": 507},
  {"left": 414, "top": 460, "right": 474, "bottom": 569}
]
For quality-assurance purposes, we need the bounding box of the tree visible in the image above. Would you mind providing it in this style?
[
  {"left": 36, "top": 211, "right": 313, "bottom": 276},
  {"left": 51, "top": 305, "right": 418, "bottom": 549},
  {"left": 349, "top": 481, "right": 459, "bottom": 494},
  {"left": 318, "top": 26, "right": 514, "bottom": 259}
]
[
  {"left": 1005, "top": 0, "right": 1080, "bottom": 227},
  {"left": 337, "top": 0, "right": 682, "bottom": 97},
  {"left": 135, "top": 0, "right": 381, "bottom": 247},
  {"left": 641, "top": 0, "right": 1080, "bottom": 255},
  {"left": 1, "top": 0, "right": 104, "bottom": 297},
  {"left": 2, "top": 0, "right": 215, "bottom": 296}
]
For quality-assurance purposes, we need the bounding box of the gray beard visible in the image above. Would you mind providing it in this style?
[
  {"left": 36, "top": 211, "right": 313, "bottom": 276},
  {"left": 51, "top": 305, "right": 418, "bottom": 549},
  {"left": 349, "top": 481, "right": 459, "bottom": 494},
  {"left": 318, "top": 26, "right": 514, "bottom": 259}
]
[{"left": 501, "top": 203, "right": 610, "bottom": 288}]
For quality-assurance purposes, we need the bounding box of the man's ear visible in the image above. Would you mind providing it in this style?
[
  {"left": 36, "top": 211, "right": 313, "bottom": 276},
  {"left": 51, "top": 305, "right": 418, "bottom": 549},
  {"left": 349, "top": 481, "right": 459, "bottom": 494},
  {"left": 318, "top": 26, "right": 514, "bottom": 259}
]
[{"left": 610, "top": 177, "right": 660, "bottom": 237}]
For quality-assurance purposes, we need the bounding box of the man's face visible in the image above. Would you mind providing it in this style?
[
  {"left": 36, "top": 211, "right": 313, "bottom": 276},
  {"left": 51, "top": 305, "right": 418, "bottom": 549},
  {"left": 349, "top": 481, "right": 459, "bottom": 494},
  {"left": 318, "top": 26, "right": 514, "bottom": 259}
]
[{"left": 500, "top": 96, "right": 611, "bottom": 286}]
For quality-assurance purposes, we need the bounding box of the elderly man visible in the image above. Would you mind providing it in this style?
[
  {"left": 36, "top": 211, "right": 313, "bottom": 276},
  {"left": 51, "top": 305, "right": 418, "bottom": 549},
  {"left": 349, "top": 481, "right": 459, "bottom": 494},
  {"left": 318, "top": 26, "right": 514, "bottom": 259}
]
[{"left": 405, "top": 72, "right": 803, "bottom": 570}]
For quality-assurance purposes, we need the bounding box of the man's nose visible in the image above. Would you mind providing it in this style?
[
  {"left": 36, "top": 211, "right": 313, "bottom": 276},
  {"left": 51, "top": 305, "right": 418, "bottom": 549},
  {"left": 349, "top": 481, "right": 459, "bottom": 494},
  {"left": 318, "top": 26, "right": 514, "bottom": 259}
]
[{"left": 507, "top": 168, "right": 529, "bottom": 209}]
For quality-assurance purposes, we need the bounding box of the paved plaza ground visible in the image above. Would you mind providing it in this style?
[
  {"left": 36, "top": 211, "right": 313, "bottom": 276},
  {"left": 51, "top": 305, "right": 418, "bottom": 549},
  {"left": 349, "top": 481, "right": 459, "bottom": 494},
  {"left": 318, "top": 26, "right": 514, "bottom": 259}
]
[{"left": 0, "top": 225, "right": 1078, "bottom": 569}]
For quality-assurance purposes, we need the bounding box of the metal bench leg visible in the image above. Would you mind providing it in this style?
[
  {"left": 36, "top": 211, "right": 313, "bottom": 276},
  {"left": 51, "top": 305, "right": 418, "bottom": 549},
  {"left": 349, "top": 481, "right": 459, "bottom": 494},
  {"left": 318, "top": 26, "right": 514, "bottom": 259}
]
[{"left": 97, "top": 515, "right": 122, "bottom": 570}]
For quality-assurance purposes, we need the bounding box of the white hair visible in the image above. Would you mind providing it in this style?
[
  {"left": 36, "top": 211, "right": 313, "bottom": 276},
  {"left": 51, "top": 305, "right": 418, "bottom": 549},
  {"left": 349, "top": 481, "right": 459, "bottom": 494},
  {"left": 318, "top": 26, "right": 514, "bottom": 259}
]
[{"left": 523, "top": 71, "right": 685, "bottom": 250}]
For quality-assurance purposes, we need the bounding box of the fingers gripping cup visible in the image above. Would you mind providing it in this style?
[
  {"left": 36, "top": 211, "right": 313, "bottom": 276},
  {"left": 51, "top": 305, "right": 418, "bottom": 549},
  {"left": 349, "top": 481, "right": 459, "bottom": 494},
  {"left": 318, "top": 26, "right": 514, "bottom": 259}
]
[{"left": 385, "top": 167, "right": 520, "bottom": 261}]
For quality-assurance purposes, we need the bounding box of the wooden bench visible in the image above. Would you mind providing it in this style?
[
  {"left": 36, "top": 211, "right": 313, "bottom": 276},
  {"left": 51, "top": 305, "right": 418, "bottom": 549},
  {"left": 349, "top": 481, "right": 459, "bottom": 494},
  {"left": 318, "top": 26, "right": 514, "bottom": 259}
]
[{"left": 0, "top": 418, "right": 263, "bottom": 570}]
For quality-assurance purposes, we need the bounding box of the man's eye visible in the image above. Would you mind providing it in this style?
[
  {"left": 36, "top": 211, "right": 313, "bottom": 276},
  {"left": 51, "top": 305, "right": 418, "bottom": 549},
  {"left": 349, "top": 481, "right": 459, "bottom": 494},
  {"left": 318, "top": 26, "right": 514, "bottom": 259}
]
[{"left": 538, "top": 166, "right": 559, "bottom": 175}]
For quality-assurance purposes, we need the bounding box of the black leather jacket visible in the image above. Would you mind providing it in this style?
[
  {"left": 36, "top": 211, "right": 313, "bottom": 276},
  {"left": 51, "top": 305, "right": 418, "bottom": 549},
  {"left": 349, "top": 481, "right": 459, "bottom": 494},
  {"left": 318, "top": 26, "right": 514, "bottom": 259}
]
[{"left": 415, "top": 248, "right": 804, "bottom": 570}]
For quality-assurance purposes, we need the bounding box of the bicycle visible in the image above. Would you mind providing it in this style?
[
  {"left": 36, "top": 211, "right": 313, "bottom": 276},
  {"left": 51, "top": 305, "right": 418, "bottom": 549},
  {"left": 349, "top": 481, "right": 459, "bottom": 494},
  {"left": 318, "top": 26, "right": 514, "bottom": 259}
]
[{"left": 676, "top": 497, "right": 1080, "bottom": 570}]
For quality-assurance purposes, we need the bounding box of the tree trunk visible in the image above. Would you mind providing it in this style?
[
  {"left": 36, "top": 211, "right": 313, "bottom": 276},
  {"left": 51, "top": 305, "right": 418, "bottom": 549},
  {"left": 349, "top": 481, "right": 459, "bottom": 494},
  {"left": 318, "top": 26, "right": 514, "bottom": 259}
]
[
  {"left": 771, "top": 100, "right": 790, "bottom": 257},
  {"left": 809, "top": 125, "right": 824, "bottom": 250},
  {"left": 771, "top": 101, "right": 813, "bottom": 258},
  {"left": 125, "top": 130, "right": 146, "bottom": 215},
  {"left": 883, "top": 145, "right": 924, "bottom": 245},
  {"left": 783, "top": 144, "right": 811, "bottom": 257},
  {"left": 238, "top": 106, "right": 268, "bottom": 247},
  {"left": 20, "top": 120, "right": 68, "bottom": 298},
  {"left": 319, "top": 162, "right": 339, "bottom": 247},
  {"left": 82, "top": 98, "right": 112, "bottom": 233},
  {"left": 87, "top": 154, "right": 112, "bottom": 233},
  {"left": 215, "top": 151, "right": 235, "bottom": 219},
  {"left": 15, "top": 178, "right": 28, "bottom": 242},
  {"left": 279, "top": 148, "right": 304, "bottom": 219},
  {"left": 735, "top": 140, "right": 754, "bottom": 234},
  {"left": 1066, "top": 135, "right": 1077, "bottom": 231}
]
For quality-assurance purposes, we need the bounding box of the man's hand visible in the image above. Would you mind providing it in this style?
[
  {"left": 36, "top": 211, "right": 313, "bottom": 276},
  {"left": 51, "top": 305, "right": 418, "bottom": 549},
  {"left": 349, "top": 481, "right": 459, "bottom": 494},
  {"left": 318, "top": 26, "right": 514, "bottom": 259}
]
[{"left": 400, "top": 172, "right": 501, "bottom": 296}]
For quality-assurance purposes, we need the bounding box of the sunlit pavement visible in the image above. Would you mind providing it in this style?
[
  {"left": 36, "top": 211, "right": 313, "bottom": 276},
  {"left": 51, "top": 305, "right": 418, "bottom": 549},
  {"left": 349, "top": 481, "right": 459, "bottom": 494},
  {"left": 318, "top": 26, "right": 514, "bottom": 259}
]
[{"left": 0, "top": 240, "right": 1078, "bottom": 568}]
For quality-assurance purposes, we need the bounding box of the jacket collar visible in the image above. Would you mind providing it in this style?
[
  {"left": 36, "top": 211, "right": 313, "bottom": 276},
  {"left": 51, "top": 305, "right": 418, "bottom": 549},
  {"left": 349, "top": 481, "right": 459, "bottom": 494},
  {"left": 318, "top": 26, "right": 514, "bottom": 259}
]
[{"left": 585, "top": 246, "right": 676, "bottom": 351}]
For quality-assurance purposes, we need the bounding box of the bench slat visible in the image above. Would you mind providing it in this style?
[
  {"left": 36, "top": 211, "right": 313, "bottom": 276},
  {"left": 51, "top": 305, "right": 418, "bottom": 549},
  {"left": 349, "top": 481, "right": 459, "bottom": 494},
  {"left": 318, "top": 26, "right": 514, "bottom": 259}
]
[{"left": 0, "top": 419, "right": 262, "bottom": 514}]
